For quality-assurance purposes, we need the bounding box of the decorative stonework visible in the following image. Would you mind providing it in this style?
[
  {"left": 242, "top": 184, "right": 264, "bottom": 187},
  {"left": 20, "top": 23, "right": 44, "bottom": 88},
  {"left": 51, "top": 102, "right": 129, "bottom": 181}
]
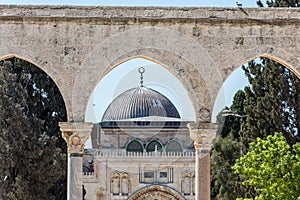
[
  {"left": 128, "top": 185, "right": 185, "bottom": 200},
  {"left": 0, "top": 6, "right": 299, "bottom": 122},
  {"left": 188, "top": 122, "right": 217, "bottom": 151},
  {"left": 59, "top": 122, "right": 93, "bottom": 154},
  {"left": 188, "top": 122, "right": 216, "bottom": 200},
  {"left": 96, "top": 187, "right": 106, "bottom": 200}
]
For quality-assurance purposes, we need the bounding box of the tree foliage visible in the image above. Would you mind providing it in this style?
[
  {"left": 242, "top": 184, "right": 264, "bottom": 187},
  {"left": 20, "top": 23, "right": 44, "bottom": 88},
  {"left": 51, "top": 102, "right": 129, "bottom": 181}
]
[
  {"left": 211, "top": 90, "right": 256, "bottom": 199},
  {"left": 211, "top": 133, "right": 252, "bottom": 199},
  {"left": 242, "top": 58, "right": 300, "bottom": 146},
  {"left": 257, "top": 0, "right": 299, "bottom": 7},
  {"left": 211, "top": 57, "right": 300, "bottom": 199},
  {"left": 8, "top": 58, "right": 67, "bottom": 150},
  {"left": 212, "top": 2, "right": 300, "bottom": 199},
  {"left": 0, "top": 58, "right": 67, "bottom": 199},
  {"left": 233, "top": 132, "right": 300, "bottom": 200}
]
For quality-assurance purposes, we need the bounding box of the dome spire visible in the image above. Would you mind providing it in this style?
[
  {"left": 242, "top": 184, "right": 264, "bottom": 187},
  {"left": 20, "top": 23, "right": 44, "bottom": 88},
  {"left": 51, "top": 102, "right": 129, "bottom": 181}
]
[{"left": 138, "top": 67, "right": 145, "bottom": 87}]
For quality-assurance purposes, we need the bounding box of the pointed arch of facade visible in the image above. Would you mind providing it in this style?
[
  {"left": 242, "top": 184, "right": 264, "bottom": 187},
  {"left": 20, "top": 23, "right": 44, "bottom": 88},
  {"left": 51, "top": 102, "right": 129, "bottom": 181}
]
[
  {"left": 1, "top": 7, "right": 300, "bottom": 125},
  {"left": 128, "top": 185, "right": 185, "bottom": 200},
  {"left": 165, "top": 139, "right": 183, "bottom": 153},
  {"left": 244, "top": 54, "right": 300, "bottom": 79},
  {"left": 145, "top": 138, "right": 163, "bottom": 152},
  {"left": 213, "top": 49, "right": 300, "bottom": 122},
  {"left": 74, "top": 27, "right": 222, "bottom": 123},
  {"left": 221, "top": 48, "right": 300, "bottom": 84},
  {"left": 126, "top": 139, "right": 144, "bottom": 153},
  {"left": 0, "top": 54, "right": 70, "bottom": 119}
]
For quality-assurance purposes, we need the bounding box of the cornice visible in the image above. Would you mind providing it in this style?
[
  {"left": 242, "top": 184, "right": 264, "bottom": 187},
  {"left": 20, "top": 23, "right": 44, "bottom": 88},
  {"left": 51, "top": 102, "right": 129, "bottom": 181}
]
[{"left": 0, "top": 5, "right": 299, "bottom": 26}]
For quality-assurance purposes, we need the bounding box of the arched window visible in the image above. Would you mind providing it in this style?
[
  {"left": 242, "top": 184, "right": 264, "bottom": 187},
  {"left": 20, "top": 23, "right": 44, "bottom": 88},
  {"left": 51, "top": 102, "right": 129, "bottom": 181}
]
[
  {"left": 111, "top": 172, "right": 120, "bottom": 195},
  {"left": 146, "top": 139, "right": 163, "bottom": 152},
  {"left": 181, "top": 171, "right": 191, "bottom": 195},
  {"left": 121, "top": 173, "right": 130, "bottom": 195},
  {"left": 126, "top": 139, "right": 144, "bottom": 153},
  {"left": 191, "top": 172, "right": 195, "bottom": 195},
  {"left": 166, "top": 139, "right": 183, "bottom": 152}
]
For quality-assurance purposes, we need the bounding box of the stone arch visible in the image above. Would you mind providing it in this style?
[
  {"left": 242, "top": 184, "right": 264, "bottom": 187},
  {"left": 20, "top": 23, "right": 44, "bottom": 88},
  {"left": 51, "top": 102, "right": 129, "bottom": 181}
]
[
  {"left": 213, "top": 51, "right": 300, "bottom": 122},
  {"left": 126, "top": 139, "right": 144, "bottom": 153},
  {"left": 75, "top": 27, "right": 220, "bottom": 122},
  {"left": 244, "top": 54, "right": 300, "bottom": 79},
  {"left": 85, "top": 56, "right": 197, "bottom": 123},
  {"left": 218, "top": 52, "right": 300, "bottom": 99},
  {"left": 222, "top": 47, "right": 300, "bottom": 83},
  {"left": 128, "top": 185, "right": 185, "bottom": 200},
  {"left": 0, "top": 54, "right": 70, "bottom": 119}
]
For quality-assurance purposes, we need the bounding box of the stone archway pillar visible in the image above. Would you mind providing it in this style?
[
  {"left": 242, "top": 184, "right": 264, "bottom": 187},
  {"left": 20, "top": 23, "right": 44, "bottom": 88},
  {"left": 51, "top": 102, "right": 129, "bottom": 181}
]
[
  {"left": 188, "top": 122, "right": 217, "bottom": 200},
  {"left": 59, "top": 122, "right": 93, "bottom": 200}
]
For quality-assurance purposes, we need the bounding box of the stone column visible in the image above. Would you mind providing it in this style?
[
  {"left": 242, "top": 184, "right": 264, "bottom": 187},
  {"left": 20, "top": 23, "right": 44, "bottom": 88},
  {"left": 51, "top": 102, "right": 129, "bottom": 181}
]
[
  {"left": 59, "top": 122, "right": 93, "bottom": 200},
  {"left": 188, "top": 122, "right": 217, "bottom": 200}
]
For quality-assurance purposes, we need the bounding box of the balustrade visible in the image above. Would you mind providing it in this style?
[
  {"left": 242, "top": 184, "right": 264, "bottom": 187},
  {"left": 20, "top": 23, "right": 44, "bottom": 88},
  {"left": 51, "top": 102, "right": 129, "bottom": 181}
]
[{"left": 93, "top": 150, "right": 195, "bottom": 158}]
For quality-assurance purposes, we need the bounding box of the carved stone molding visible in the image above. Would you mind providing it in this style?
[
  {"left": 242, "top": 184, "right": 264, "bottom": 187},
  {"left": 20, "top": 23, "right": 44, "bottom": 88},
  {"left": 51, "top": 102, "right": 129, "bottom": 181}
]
[
  {"left": 59, "top": 122, "right": 93, "bottom": 154},
  {"left": 128, "top": 185, "right": 185, "bottom": 200},
  {"left": 188, "top": 122, "right": 217, "bottom": 151}
]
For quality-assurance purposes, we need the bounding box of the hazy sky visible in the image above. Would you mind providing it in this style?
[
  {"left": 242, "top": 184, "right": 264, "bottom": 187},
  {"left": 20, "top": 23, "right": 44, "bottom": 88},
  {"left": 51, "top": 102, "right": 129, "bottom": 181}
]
[
  {"left": 85, "top": 58, "right": 197, "bottom": 122},
  {"left": 0, "top": 0, "right": 258, "bottom": 7}
]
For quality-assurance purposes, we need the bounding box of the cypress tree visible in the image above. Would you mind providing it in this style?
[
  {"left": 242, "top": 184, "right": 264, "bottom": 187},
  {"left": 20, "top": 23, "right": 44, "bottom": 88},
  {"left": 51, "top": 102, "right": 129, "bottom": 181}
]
[
  {"left": 211, "top": 57, "right": 300, "bottom": 198},
  {"left": 211, "top": 90, "right": 256, "bottom": 199},
  {"left": 242, "top": 58, "right": 300, "bottom": 146},
  {"left": 0, "top": 58, "right": 67, "bottom": 199}
]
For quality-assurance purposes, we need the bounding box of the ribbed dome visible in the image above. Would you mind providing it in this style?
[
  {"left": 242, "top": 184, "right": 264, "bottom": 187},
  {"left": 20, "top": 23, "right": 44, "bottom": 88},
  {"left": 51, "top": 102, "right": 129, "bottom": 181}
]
[{"left": 101, "top": 86, "right": 180, "bottom": 121}]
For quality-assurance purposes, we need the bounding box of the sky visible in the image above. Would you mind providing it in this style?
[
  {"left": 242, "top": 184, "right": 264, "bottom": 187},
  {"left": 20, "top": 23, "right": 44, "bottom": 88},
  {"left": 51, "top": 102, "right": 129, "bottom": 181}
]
[
  {"left": 0, "top": 0, "right": 258, "bottom": 7},
  {"left": 85, "top": 58, "right": 196, "bottom": 122}
]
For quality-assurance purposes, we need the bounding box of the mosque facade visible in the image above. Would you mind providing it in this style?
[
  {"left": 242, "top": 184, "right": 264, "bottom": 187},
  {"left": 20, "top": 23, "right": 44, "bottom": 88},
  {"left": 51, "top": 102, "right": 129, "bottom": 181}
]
[{"left": 82, "top": 68, "right": 195, "bottom": 200}]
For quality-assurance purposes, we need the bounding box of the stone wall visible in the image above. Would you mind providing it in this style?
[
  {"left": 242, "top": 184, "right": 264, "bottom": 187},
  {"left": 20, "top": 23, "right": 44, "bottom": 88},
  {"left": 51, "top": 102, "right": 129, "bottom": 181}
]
[{"left": 0, "top": 5, "right": 299, "bottom": 122}]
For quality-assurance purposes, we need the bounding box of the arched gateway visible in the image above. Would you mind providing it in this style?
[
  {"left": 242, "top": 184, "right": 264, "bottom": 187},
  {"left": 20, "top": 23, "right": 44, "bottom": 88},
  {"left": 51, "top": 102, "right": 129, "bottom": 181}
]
[
  {"left": 1, "top": 5, "right": 300, "bottom": 200},
  {"left": 128, "top": 185, "right": 185, "bottom": 200}
]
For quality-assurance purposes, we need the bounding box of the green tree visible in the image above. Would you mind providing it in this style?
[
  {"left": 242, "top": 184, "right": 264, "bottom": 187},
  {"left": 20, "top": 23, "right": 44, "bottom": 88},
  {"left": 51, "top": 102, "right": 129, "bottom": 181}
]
[
  {"left": 9, "top": 58, "right": 67, "bottom": 151},
  {"left": 0, "top": 60, "right": 66, "bottom": 199},
  {"left": 233, "top": 132, "right": 300, "bottom": 200},
  {"left": 211, "top": 90, "right": 256, "bottom": 199},
  {"left": 0, "top": 58, "right": 67, "bottom": 199},
  {"left": 257, "top": 0, "right": 299, "bottom": 7},
  {"left": 242, "top": 58, "right": 300, "bottom": 147},
  {"left": 211, "top": 56, "right": 300, "bottom": 198},
  {"left": 211, "top": 133, "right": 249, "bottom": 199}
]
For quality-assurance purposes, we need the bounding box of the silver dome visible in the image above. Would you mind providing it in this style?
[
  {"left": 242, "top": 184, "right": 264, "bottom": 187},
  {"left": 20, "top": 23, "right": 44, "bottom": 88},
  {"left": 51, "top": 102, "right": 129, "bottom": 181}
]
[{"left": 101, "top": 86, "right": 180, "bottom": 121}]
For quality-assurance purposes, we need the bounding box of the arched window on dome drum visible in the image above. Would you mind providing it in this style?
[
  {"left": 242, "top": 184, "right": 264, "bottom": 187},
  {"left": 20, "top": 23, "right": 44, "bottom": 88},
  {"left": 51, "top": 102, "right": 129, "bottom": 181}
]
[
  {"left": 166, "top": 140, "right": 183, "bottom": 152},
  {"left": 146, "top": 139, "right": 163, "bottom": 152},
  {"left": 126, "top": 140, "right": 144, "bottom": 153}
]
